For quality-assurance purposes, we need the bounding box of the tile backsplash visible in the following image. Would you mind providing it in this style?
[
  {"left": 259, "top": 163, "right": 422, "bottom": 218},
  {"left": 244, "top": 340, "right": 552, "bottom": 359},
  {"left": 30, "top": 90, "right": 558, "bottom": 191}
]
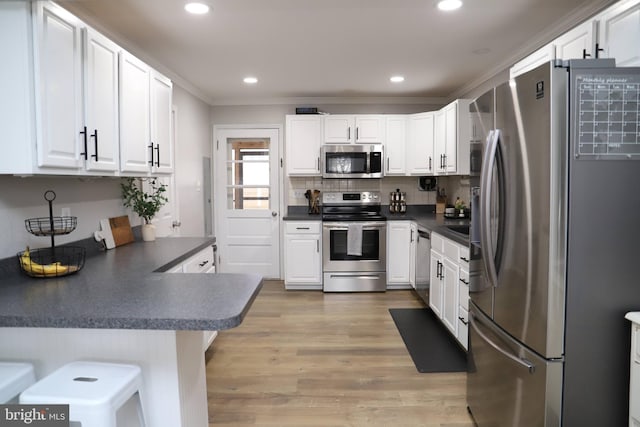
[{"left": 287, "top": 175, "right": 470, "bottom": 207}]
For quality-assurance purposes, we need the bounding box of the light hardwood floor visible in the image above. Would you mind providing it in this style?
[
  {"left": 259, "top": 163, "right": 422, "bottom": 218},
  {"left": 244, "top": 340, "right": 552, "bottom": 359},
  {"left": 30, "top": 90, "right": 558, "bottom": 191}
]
[{"left": 206, "top": 280, "right": 474, "bottom": 427}]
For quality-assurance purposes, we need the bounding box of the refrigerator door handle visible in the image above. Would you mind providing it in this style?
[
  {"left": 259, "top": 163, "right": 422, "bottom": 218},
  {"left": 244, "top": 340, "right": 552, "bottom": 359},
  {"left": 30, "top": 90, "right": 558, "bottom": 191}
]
[
  {"left": 479, "top": 129, "right": 500, "bottom": 289},
  {"left": 470, "top": 311, "right": 536, "bottom": 374}
]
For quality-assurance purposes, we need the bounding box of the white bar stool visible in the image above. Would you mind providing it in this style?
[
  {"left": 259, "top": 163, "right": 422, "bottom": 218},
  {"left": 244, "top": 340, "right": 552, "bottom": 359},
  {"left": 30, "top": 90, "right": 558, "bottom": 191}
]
[
  {"left": 20, "top": 361, "right": 146, "bottom": 427},
  {"left": 0, "top": 362, "right": 35, "bottom": 403}
]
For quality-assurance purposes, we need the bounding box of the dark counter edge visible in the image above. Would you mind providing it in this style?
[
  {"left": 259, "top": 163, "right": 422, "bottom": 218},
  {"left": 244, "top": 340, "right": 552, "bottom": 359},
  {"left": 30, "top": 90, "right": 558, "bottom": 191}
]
[
  {"left": 0, "top": 276, "right": 264, "bottom": 331},
  {"left": 0, "top": 233, "right": 263, "bottom": 331}
]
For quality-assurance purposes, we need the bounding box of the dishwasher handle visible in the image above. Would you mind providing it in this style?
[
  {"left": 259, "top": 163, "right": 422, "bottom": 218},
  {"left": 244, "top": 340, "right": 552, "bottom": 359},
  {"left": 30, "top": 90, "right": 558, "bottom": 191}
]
[{"left": 417, "top": 230, "right": 430, "bottom": 239}]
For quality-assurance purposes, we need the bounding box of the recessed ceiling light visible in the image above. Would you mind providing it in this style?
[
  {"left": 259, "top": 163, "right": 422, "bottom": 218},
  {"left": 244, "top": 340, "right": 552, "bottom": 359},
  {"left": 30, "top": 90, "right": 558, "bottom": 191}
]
[
  {"left": 437, "top": 0, "right": 462, "bottom": 11},
  {"left": 243, "top": 77, "right": 258, "bottom": 84},
  {"left": 390, "top": 76, "right": 405, "bottom": 83},
  {"left": 184, "top": 2, "right": 210, "bottom": 15}
]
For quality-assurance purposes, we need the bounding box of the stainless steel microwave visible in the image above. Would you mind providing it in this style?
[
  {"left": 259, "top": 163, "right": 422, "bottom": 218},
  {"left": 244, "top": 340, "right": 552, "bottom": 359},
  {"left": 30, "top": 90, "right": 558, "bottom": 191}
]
[{"left": 321, "top": 144, "right": 384, "bottom": 179}]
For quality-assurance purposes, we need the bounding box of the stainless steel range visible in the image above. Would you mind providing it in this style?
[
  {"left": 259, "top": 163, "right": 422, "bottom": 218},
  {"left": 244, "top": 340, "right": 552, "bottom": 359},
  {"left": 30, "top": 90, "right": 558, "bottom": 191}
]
[{"left": 321, "top": 191, "right": 386, "bottom": 292}]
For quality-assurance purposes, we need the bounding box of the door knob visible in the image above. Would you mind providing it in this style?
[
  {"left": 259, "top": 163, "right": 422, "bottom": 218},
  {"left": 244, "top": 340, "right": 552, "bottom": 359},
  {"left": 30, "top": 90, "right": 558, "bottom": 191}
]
[{"left": 272, "top": 211, "right": 278, "bottom": 217}]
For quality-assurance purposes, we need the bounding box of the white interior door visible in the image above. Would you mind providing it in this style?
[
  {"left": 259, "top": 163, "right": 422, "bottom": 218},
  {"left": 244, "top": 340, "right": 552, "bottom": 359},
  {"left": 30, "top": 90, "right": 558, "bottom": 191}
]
[{"left": 215, "top": 127, "right": 281, "bottom": 278}]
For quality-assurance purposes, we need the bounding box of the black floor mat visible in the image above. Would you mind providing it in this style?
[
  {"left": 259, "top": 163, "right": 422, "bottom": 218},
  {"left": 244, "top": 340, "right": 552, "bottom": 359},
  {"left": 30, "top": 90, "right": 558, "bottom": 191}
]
[{"left": 389, "top": 308, "right": 467, "bottom": 373}]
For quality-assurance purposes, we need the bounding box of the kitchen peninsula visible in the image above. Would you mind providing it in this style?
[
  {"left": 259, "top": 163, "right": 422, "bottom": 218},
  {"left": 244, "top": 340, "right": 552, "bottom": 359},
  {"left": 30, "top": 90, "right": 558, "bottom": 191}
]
[{"left": 0, "top": 237, "right": 262, "bottom": 427}]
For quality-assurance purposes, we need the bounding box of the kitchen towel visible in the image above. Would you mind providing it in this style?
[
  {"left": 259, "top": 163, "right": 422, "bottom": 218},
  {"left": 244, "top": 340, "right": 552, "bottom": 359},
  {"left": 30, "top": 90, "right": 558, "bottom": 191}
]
[{"left": 347, "top": 223, "right": 363, "bottom": 256}]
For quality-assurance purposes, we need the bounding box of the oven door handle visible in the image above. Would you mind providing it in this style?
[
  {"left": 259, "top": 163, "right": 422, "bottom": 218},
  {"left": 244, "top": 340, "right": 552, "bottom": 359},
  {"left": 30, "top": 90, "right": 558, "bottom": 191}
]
[{"left": 323, "top": 222, "right": 386, "bottom": 230}]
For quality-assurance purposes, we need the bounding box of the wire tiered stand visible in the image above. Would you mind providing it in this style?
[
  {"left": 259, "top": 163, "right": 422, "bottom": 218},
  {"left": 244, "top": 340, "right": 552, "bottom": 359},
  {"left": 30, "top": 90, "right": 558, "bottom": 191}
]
[{"left": 18, "top": 190, "right": 86, "bottom": 278}]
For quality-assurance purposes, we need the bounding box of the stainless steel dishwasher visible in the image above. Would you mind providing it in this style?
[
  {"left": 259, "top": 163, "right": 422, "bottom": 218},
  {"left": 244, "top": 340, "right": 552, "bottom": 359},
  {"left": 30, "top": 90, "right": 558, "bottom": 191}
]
[{"left": 415, "top": 227, "right": 430, "bottom": 304}]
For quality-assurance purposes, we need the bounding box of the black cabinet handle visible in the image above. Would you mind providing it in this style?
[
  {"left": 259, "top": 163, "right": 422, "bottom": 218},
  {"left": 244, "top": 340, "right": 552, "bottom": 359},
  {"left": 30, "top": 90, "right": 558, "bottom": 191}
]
[
  {"left": 91, "top": 129, "right": 98, "bottom": 161},
  {"left": 198, "top": 260, "right": 209, "bottom": 267},
  {"left": 80, "top": 126, "right": 88, "bottom": 160},
  {"left": 582, "top": 48, "right": 591, "bottom": 59},
  {"left": 458, "top": 316, "right": 468, "bottom": 326},
  {"left": 348, "top": 127, "right": 351, "bottom": 140},
  {"left": 595, "top": 43, "right": 604, "bottom": 58},
  {"left": 460, "top": 278, "right": 469, "bottom": 285},
  {"left": 148, "top": 143, "right": 155, "bottom": 166},
  {"left": 460, "top": 256, "right": 469, "bottom": 262},
  {"left": 428, "top": 156, "right": 432, "bottom": 170},
  {"left": 155, "top": 144, "right": 160, "bottom": 167}
]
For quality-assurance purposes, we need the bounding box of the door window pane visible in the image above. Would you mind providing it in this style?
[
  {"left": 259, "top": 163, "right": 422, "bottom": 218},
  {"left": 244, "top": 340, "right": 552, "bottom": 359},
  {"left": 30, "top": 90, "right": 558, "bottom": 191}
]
[{"left": 225, "top": 138, "right": 270, "bottom": 210}]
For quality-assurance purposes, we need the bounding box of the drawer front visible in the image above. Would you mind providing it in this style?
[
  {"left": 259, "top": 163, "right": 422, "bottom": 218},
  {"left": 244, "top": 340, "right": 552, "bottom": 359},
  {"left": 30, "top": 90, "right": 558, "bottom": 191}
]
[
  {"left": 183, "top": 247, "right": 215, "bottom": 273},
  {"left": 431, "top": 233, "right": 444, "bottom": 253},
  {"left": 285, "top": 221, "right": 321, "bottom": 234},
  {"left": 443, "top": 238, "right": 459, "bottom": 260},
  {"left": 459, "top": 268, "right": 469, "bottom": 310}
]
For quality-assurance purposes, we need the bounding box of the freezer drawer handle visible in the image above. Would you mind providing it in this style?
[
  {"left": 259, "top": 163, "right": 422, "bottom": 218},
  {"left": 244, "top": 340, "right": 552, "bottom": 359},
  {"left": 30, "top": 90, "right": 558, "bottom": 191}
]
[{"left": 470, "top": 313, "right": 536, "bottom": 374}]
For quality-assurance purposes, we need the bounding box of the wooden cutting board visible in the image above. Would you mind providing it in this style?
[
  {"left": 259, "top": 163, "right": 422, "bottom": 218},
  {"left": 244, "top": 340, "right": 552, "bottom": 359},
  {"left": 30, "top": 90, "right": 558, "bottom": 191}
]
[{"left": 109, "top": 216, "right": 134, "bottom": 247}]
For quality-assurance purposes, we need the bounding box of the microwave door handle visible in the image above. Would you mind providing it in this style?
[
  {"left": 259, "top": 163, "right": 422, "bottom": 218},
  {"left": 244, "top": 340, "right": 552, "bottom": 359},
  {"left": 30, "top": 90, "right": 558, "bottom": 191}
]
[{"left": 480, "top": 129, "right": 500, "bottom": 289}]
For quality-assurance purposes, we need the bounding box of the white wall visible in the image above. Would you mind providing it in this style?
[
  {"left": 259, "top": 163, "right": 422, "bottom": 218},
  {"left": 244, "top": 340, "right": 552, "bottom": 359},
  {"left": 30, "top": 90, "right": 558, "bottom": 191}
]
[
  {"left": 0, "top": 175, "right": 126, "bottom": 259},
  {"left": 173, "top": 85, "right": 212, "bottom": 237}
]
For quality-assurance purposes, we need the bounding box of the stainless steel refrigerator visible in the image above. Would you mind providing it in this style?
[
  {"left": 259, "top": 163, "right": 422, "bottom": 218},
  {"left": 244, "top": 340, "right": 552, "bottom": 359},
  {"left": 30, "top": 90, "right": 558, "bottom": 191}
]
[{"left": 466, "top": 59, "right": 640, "bottom": 426}]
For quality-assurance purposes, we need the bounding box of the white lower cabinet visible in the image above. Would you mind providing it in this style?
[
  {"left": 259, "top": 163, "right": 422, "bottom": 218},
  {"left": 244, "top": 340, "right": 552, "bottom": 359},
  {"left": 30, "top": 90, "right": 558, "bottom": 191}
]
[
  {"left": 386, "top": 221, "right": 416, "bottom": 290},
  {"left": 430, "top": 232, "right": 469, "bottom": 349},
  {"left": 429, "top": 235, "right": 444, "bottom": 318},
  {"left": 626, "top": 312, "right": 640, "bottom": 426},
  {"left": 167, "top": 245, "right": 217, "bottom": 350},
  {"left": 284, "top": 221, "right": 322, "bottom": 290},
  {"left": 458, "top": 247, "right": 470, "bottom": 350}
]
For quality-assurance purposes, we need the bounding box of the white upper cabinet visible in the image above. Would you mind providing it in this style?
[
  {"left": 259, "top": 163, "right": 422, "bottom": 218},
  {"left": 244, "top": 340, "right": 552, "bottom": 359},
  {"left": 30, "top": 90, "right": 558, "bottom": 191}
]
[
  {"left": 32, "top": 1, "right": 84, "bottom": 171},
  {"left": 354, "top": 115, "right": 385, "bottom": 143},
  {"left": 510, "top": 43, "right": 556, "bottom": 79},
  {"left": 434, "top": 110, "right": 446, "bottom": 174},
  {"left": 119, "top": 51, "right": 151, "bottom": 174},
  {"left": 597, "top": 0, "right": 640, "bottom": 66},
  {"left": 120, "top": 53, "right": 173, "bottom": 175},
  {"left": 384, "top": 115, "right": 407, "bottom": 175},
  {"left": 84, "top": 27, "right": 120, "bottom": 173},
  {"left": 512, "top": 0, "right": 640, "bottom": 78},
  {"left": 0, "top": 1, "right": 172, "bottom": 176},
  {"left": 285, "top": 115, "right": 322, "bottom": 176},
  {"left": 433, "top": 100, "right": 471, "bottom": 175},
  {"left": 406, "top": 112, "right": 435, "bottom": 175},
  {"left": 554, "top": 20, "right": 596, "bottom": 60},
  {"left": 323, "top": 115, "right": 385, "bottom": 144},
  {"left": 150, "top": 70, "right": 173, "bottom": 174}
]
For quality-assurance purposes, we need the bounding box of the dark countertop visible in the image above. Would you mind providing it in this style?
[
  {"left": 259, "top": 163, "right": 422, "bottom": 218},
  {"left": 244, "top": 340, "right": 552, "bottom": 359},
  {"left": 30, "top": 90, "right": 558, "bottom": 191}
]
[
  {"left": 284, "top": 204, "right": 470, "bottom": 246},
  {"left": 0, "top": 237, "right": 263, "bottom": 331},
  {"left": 384, "top": 206, "right": 470, "bottom": 246},
  {"left": 283, "top": 206, "right": 322, "bottom": 221}
]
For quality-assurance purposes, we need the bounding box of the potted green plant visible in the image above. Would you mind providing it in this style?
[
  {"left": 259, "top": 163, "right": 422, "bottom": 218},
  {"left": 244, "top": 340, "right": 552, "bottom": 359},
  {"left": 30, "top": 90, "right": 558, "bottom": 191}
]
[{"left": 121, "top": 177, "right": 168, "bottom": 241}]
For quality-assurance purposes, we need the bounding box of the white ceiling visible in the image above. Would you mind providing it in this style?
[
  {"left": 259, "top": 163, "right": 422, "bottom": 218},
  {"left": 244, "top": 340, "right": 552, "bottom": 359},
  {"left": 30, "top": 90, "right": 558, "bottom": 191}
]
[{"left": 59, "top": 0, "right": 616, "bottom": 105}]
